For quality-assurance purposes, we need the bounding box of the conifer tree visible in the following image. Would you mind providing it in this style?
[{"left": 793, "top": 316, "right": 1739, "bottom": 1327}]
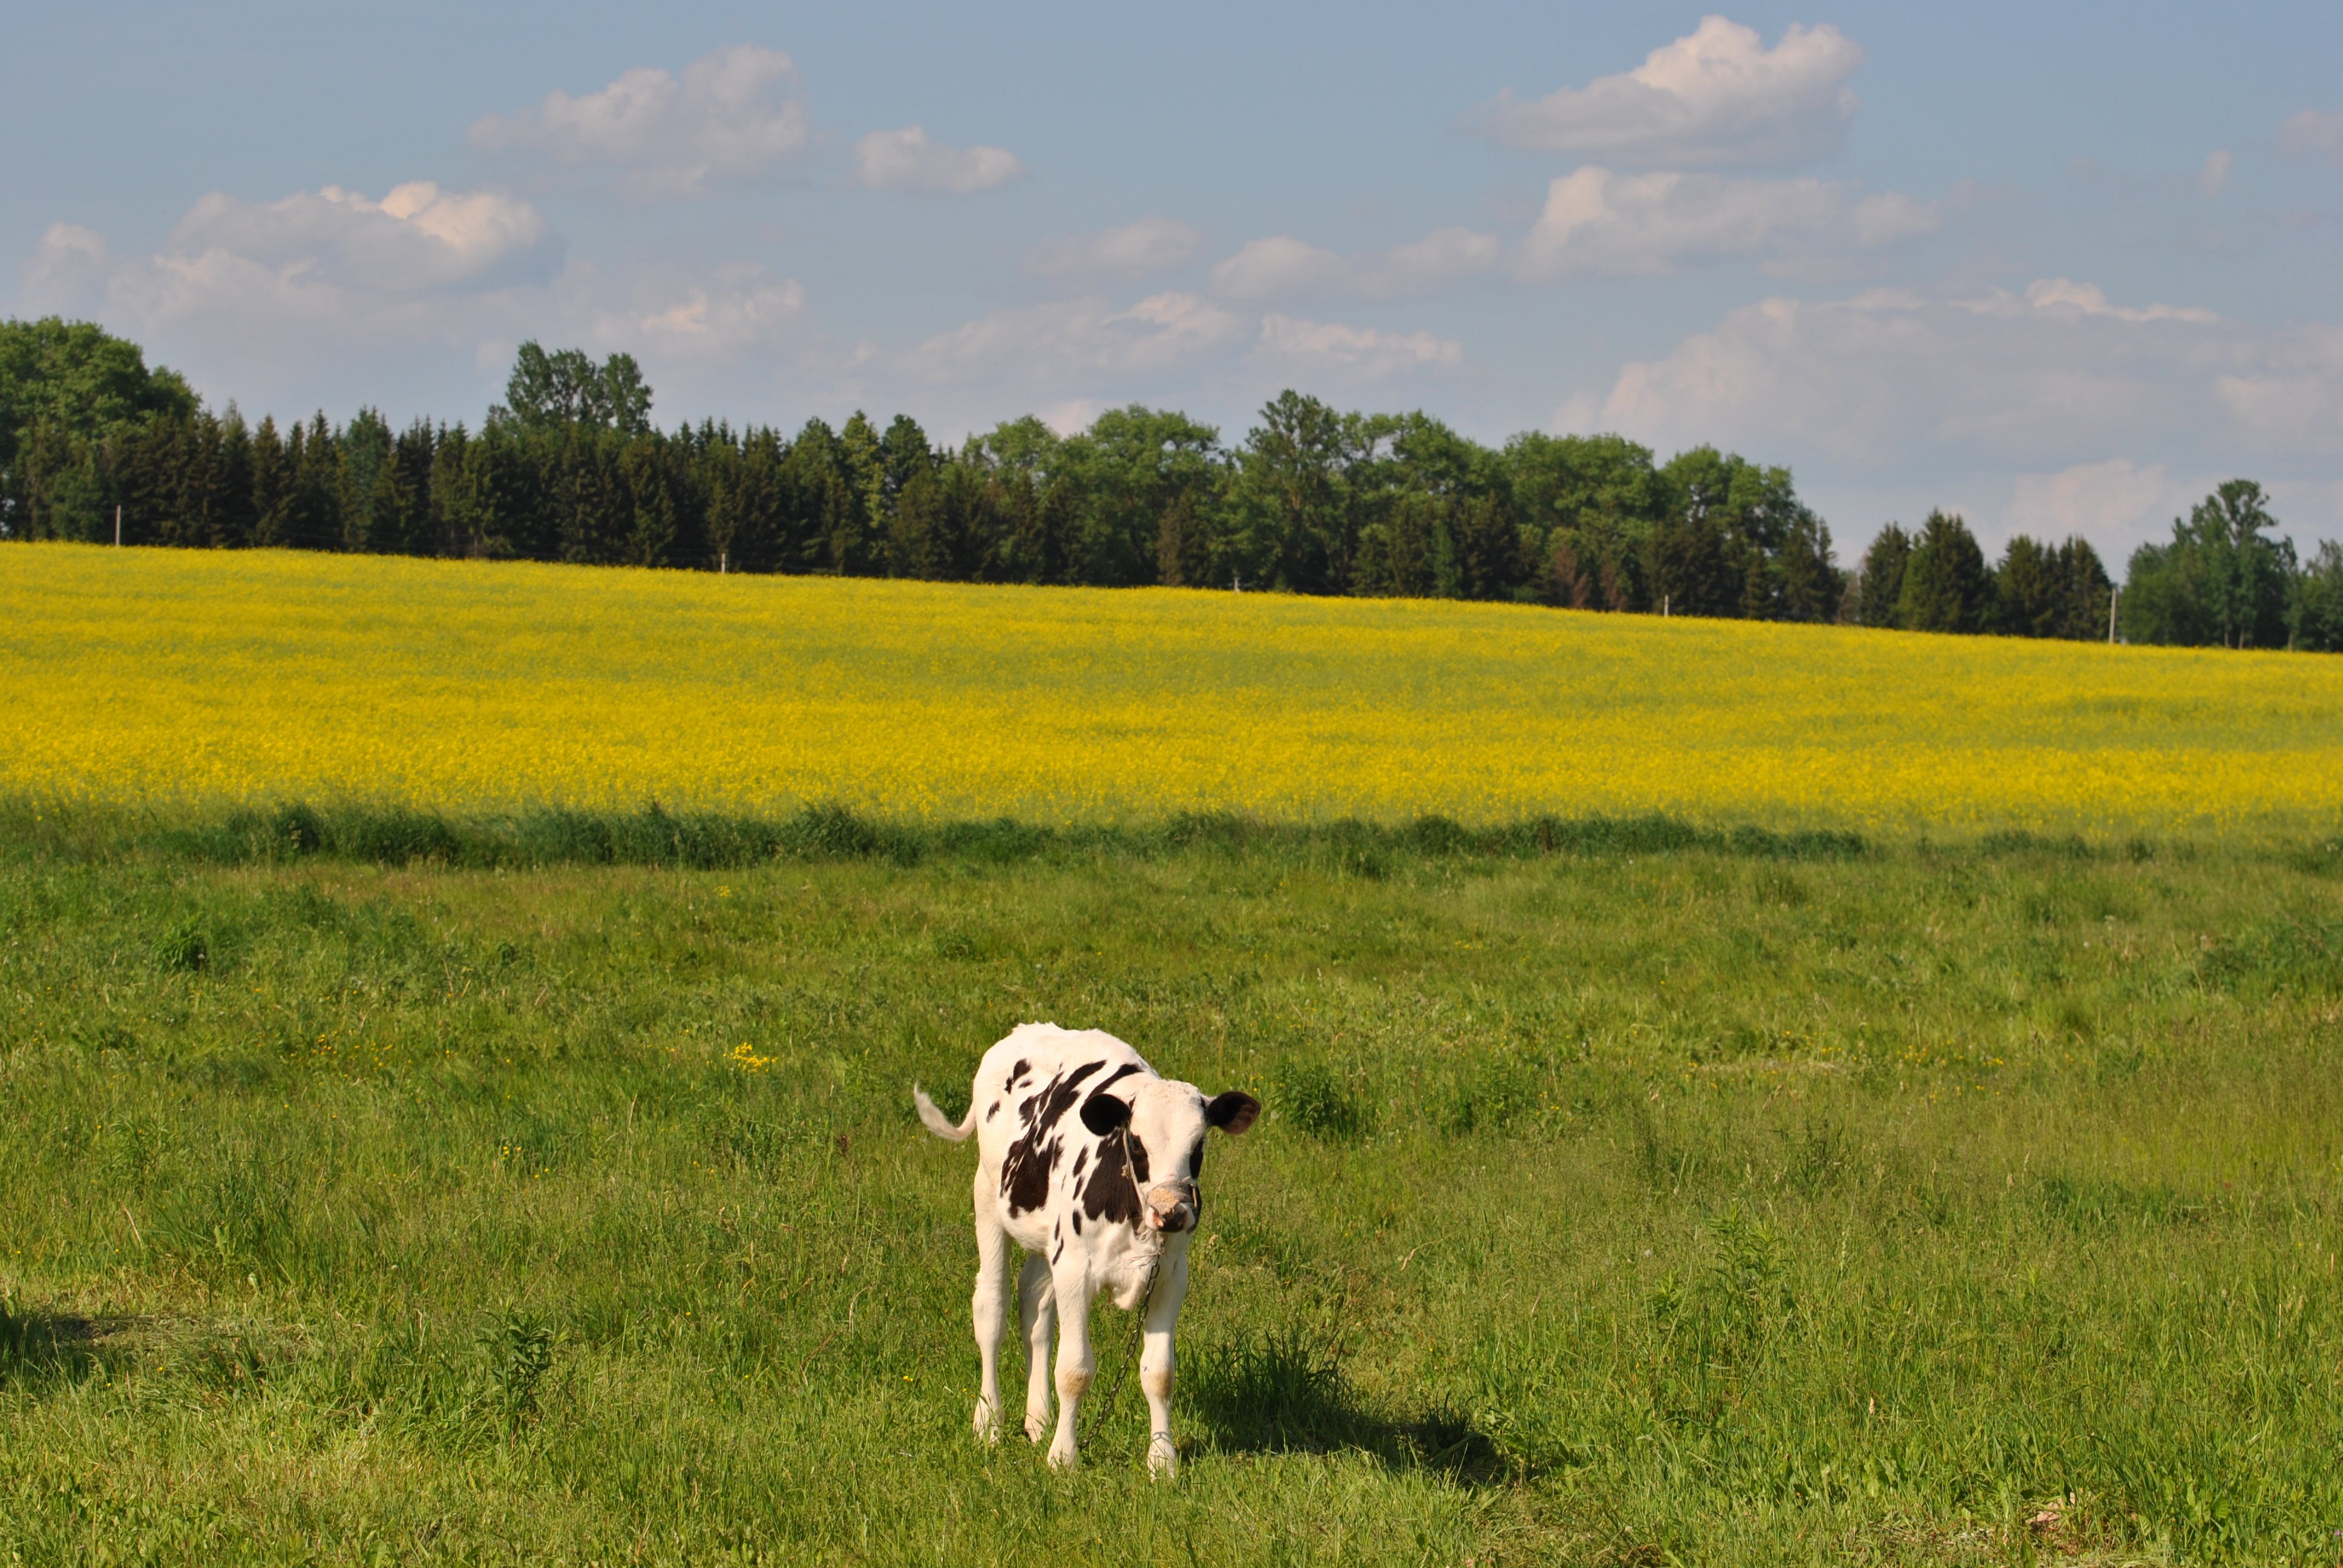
[
  {"left": 388, "top": 420, "right": 435, "bottom": 555},
  {"left": 1897, "top": 511, "right": 1990, "bottom": 633},
  {"left": 1776, "top": 513, "right": 1842, "bottom": 622},
  {"left": 249, "top": 416, "right": 287, "bottom": 547},
  {"left": 1992, "top": 534, "right": 2059, "bottom": 636},
  {"left": 217, "top": 409, "right": 256, "bottom": 548},
  {"left": 834, "top": 413, "right": 886, "bottom": 572},
  {"left": 1855, "top": 525, "right": 1912, "bottom": 628},
  {"left": 2293, "top": 542, "right": 2343, "bottom": 652},
  {"left": 2048, "top": 537, "right": 2112, "bottom": 640},
  {"left": 620, "top": 437, "right": 677, "bottom": 567}
]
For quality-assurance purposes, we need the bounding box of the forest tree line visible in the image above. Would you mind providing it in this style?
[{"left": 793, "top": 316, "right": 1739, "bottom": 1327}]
[{"left": 6, "top": 316, "right": 2341, "bottom": 651}]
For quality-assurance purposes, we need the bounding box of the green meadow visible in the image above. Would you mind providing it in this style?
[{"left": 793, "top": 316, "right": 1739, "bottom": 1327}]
[{"left": 2, "top": 806, "right": 2339, "bottom": 1564}]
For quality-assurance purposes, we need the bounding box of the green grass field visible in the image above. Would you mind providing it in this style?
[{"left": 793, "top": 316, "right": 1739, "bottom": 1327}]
[{"left": 4, "top": 810, "right": 2340, "bottom": 1564}]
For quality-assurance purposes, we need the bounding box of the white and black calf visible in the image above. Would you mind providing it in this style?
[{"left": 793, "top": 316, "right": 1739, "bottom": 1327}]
[{"left": 913, "top": 1022, "right": 1259, "bottom": 1475}]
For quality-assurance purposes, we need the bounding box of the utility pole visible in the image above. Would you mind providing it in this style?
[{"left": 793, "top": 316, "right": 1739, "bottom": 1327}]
[
  {"left": 114, "top": 505, "right": 122, "bottom": 547},
  {"left": 2108, "top": 584, "right": 2120, "bottom": 644},
  {"left": 1662, "top": 593, "right": 1670, "bottom": 618}
]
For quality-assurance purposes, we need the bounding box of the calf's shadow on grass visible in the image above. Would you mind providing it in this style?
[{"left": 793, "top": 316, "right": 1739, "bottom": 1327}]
[
  {"left": 0, "top": 1302, "right": 143, "bottom": 1393},
  {"left": 1178, "top": 1329, "right": 1517, "bottom": 1487}
]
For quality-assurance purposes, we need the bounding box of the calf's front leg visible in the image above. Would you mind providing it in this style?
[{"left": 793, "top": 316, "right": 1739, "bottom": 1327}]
[
  {"left": 1046, "top": 1264, "right": 1096, "bottom": 1469},
  {"left": 1139, "top": 1254, "right": 1190, "bottom": 1477}
]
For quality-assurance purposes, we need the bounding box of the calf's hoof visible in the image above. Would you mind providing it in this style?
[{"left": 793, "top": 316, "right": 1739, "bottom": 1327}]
[
  {"left": 1024, "top": 1410, "right": 1050, "bottom": 1443},
  {"left": 1147, "top": 1434, "right": 1178, "bottom": 1479},
  {"left": 972, "top": 1401, "right": 1001, "bottom": 1444},
  {"left": 1046, "top": 1437, "right": 1079, "bottom": 1471}
]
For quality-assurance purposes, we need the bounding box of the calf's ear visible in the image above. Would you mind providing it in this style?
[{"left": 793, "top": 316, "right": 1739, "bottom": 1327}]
[
  {"left": 1080, "top": 1093, "right": 1132, "bottom": 1137},
  {"left": 1205, "top": 1091, "right": 1260, "bottom": 1134}
]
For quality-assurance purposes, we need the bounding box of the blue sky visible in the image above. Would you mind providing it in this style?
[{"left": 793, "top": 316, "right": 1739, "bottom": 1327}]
[{"left": 10, "top": 1, "right": 2342, "bottom": 558}]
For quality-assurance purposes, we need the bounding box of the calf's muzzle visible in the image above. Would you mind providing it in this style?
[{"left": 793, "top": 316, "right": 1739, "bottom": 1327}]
[{"left": 1145, "top": 1180, "right": 1198, "bottom": 1233}]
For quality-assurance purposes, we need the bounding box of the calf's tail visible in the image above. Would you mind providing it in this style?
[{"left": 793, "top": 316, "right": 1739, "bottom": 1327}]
[{"left": 913, "top": 1084, "right": 977, "bottom": 1142}]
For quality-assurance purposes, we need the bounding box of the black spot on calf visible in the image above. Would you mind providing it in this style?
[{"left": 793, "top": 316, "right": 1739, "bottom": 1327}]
[
  {"left": 1000, "top": 1061, "right": 1106, "bottom": 1215},
  {"left": 1080, "top": 1133, "right": 1144, "bottom": 1226},
  {"left": 1003, "top": 1132, "right": 1057, "bottom": 1216}
]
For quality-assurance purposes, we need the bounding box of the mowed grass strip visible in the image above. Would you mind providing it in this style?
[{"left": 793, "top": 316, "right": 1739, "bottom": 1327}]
[
  {"left": 7, "top": 542, "right": 2343, "bottom": 832},
  {"left": 2, "top": 828, "right": 2340, "bottom": 1563}
]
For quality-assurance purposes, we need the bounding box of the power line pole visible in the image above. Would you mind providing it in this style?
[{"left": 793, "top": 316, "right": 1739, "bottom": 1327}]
[
  {"left": 2108, "top": 584, "right": 2119, "bottom": 644},
  {"left": 114, "top": 505, "right": 122, "bottom": 547}
]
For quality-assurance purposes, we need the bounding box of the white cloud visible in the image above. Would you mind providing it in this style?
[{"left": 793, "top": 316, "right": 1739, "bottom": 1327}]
[
  {"left": 1036, "top": 399, "right": 1103, "bottom": 436},
  {"left": 1516, "top": 167, "right": 1932, "bottom": 278},
  {"left": 1849, "top": 191, "right": 1939, "bottom": 247},
  {"left": 1362, "top": 227, "right": 1506, "bottom": 296},
  {"left": 1590, "top": 279, "right": 2339, "bottom": 469},
  {"left": 2278, "top": 109, "right": 2343, "bottom": 168},
  {"left": 165, "top": 182, "right": 560, "bottom": 293},
  {"left": 1478, "top": 16, "right": 1863, "bottom": 168},
  {"left": 1210, "top": 236, "right": 1348, "bottom": 299},
  {"left": 2198, "top": 149, "right": 2234, "bottom": 197},
  {"left": 2212, "top": 330, "right": 2343, "bottom": 453},
  {"left": 1210, "top": 171, "right": 1930, "bottom": 304},
  {"left": 2266, "top": 482, "right": 2343, "bottom": 544},
  {"left": 2007, "top": 459, "right": 2194, "bottom": 557},
  {"left": 898, "top": 293, "right": 1461, "bottom": 402},
  {"left": 2002, "top": 462, "right": 2343, "bottom": 563},
  {"left": 852, "top": 126, "right": 1023, "bottom": 195},
  {"left": 19, "top": 183, "right": 563, "bottom": 349},
  {"left": 18, "top": 223, "right": 110, "bottom": 313},
  {"left": 1023, "top": 217, "right": 1204, "bottom": 281},
  {"left": 1211, "top": 227, "right": 1506, "bottom": 301},
  {"left": 469, "top": 44, "right": 811, "bottom": 197},
  {"left": 15, "top": 194, "right": 810, "bottom": 413},
  {"left": 616, "top": 263, "right": 808, "bottom": 351},
  {"left": 19, "top": 224, "right": 503, "bottom": 397},
  {"left": 1254, "top": 315, "right": 1463, "bottom": 379},
  {"left": 2021, "top": 276, "right": 2218, "bottom": 324},
  {"left": 901, "top": 291, "right": 1247, "bottom": 385}
]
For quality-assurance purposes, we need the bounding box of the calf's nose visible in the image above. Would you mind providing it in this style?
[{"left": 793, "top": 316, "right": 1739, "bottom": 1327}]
[{"left": 1145, "top": 1184, "right": 1196, "bottom": 1232}]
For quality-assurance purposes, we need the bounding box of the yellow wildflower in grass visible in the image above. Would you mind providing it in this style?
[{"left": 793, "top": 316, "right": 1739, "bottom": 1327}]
[{"left": 4, "top": 541, "right": 2341, "bottom": 836}]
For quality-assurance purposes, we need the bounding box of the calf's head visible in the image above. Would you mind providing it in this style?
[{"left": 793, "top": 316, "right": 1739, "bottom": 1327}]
[{"left": 1080, "top": 1080, "right": 1260, "bottom": 1235}]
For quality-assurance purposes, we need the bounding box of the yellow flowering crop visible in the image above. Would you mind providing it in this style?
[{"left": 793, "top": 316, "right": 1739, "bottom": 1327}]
[{"left": 4, "top": 542, "right": 2340, "bottom": 835}]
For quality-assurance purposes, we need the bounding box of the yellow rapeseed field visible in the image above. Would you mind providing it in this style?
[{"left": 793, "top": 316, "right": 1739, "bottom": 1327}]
[{"left": 4, "top": 542, "right": 2340, "bottom": 834}]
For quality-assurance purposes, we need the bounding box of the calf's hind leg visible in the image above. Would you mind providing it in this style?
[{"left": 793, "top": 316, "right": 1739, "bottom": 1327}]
[
  {"left": 969, "top": 1184, "right": 1012, "bottom": 1442},
  {"left": 1017, "top": 1254, "right": 1054, "bottom": 1442}
]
